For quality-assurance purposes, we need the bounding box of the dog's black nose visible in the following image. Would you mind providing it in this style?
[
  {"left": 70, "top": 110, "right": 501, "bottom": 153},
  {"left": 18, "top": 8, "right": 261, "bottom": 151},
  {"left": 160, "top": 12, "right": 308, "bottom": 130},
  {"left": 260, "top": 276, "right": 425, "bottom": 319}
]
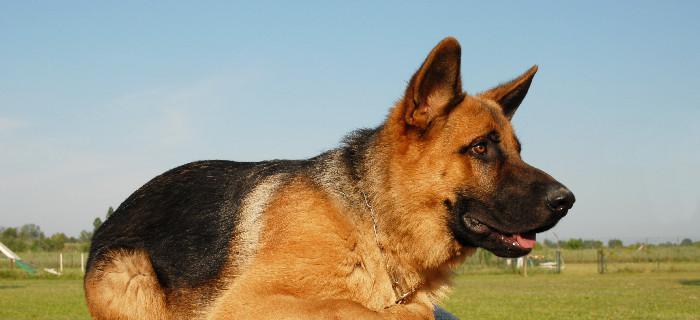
[{"left": 546, "top": 186, "right": 575, "bottom": 215}]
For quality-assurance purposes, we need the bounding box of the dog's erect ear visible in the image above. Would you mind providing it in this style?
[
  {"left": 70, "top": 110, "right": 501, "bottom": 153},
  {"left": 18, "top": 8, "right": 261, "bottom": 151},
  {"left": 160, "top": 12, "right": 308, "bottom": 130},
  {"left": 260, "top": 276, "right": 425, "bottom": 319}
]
[
  {"left": 403, "top": 37, "right": 463, "bottom": 129},
  {"left": 479, "top": 65, "right": 538, "bottom": 120}
]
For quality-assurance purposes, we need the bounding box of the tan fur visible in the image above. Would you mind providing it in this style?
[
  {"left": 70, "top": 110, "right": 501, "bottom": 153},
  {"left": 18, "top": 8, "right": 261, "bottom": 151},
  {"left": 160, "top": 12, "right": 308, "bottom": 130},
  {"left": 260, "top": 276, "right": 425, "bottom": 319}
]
[
  {"left": 208, "top": 178, "right": 436, "bottom": 319},
  {"left": 357, "top": 97, "right": 500, "bottom": 301},
  {"left": 85, "top": 249, "right": 168, "bottom": 320},
  {"left": 230, "top": 173, "right": 288, "bottom": 274}
]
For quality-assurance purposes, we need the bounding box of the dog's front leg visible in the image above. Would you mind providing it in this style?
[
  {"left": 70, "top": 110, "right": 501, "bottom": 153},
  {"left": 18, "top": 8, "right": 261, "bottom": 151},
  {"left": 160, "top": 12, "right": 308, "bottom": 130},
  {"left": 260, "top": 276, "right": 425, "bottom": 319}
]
[
  {"left": 383, "top": 302, "right": 436, "bottom": 320},
  {"left": 208, "top": 293, "right": 434, "bottom": 320}
]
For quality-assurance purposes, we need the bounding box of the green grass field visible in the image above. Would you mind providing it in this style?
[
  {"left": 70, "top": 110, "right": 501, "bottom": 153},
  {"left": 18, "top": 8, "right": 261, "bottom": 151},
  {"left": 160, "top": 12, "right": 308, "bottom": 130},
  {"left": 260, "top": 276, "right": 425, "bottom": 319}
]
[
  {"left": 443, "top": 263, "right": 700, "bottom": 319},
  {"left": 0, "top": 279, "right": 89, "bottom": 320},
  {"left": 0, "top": 264, "right": 698, "bottom": 319}
]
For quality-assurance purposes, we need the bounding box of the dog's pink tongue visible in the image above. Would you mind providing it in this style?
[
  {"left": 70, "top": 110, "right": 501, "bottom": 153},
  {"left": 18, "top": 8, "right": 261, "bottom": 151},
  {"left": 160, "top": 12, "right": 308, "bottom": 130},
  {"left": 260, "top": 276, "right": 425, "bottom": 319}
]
[{"left": 515, "top": 234, "right": 536, "bottom": 249}]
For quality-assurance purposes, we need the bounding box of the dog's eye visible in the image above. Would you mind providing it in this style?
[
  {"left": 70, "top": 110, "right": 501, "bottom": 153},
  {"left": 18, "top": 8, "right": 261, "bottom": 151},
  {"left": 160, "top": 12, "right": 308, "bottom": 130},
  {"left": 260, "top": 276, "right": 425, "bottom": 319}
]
[
  {"left": 471, "top": 142, "right": 487, "bottom": 155},
  {"left": 458, "top": 140, "right": 489, "bottom": 156}
]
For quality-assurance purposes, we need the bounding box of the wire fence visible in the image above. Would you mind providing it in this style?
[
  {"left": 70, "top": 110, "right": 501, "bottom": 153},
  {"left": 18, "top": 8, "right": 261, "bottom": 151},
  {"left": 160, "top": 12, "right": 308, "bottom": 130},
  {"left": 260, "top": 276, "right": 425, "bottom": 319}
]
[
  {"left": 1, "top": 251, "right": 86, "bottom": 274},
  {"left": 455, "top": 246, "right": 700, "bottom": 275}
]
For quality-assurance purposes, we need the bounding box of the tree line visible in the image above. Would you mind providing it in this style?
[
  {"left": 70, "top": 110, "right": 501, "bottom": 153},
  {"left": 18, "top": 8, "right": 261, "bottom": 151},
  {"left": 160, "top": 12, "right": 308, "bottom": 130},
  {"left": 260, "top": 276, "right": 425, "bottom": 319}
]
[
  {"left": 541, "top": 238, "right": 698, "bottom": 250},
  {"left": 0, "top": 206, "right": 114, "bottom": 253}
]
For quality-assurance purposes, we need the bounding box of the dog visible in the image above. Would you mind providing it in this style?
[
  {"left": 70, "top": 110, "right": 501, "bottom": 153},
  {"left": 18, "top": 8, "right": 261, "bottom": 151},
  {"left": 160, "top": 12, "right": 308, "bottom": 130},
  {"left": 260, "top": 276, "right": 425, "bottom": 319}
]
[{"left": 84, "top": 37, "right": 574, "bottom": 320}]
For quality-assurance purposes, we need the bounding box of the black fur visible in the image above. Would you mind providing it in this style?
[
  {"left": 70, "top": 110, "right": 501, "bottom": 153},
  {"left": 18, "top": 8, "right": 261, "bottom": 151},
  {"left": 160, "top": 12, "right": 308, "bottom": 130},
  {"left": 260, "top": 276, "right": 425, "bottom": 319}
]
[
  {"left": 447, "top": 159, "right": 570, "bottom": 258},
  {"left": 340, "top": 127, "right": 380, "bottom": 181},
  {"left": 87, "top": 159, "right": 309, "bottom": 290}
]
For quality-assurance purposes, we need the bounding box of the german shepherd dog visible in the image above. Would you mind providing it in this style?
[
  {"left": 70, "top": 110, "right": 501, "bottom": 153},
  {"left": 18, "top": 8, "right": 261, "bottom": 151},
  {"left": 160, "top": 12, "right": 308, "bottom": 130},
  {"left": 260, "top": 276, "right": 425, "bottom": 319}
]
[{"left": 85, "top": 37, "right": 574, "bottom": 320}]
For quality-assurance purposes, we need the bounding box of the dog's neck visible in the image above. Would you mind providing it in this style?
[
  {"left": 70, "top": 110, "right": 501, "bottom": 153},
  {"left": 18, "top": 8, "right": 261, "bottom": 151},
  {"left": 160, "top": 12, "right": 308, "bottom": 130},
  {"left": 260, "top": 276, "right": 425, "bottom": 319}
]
[
  {"left": 360, "top": 189, "right": 421, "bottom": 305},
  {"left": 347, "top": 126, "right": 471, "bottom": 304}
]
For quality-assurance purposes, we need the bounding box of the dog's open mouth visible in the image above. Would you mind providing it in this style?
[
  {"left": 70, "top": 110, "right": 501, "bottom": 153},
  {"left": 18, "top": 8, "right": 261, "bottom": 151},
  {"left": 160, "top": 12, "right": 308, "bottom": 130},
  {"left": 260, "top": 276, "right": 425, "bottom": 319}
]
[{"left": 462, "top": 216, "right": 537, "bottom": 257}]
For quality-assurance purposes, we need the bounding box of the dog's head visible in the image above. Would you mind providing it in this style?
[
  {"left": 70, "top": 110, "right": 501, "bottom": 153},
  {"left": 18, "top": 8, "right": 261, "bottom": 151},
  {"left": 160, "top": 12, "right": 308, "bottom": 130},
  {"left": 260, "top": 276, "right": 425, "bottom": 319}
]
[{"left": 384, "top": 37, "right": 574, "bottom": 258}]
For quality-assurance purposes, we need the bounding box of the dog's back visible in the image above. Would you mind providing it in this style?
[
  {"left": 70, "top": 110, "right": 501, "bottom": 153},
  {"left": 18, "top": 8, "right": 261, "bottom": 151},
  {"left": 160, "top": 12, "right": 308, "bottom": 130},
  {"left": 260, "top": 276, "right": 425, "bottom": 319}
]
[{"left": 85, "top": 159, "right": 315, "bottom": 319}]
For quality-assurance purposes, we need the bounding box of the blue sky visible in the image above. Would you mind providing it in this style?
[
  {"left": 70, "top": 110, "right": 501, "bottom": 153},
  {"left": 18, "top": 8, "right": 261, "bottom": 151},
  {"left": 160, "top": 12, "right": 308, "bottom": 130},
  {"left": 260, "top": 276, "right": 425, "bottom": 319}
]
[{"left": 1, "top": 1, "right": 699, "bottom": 243}]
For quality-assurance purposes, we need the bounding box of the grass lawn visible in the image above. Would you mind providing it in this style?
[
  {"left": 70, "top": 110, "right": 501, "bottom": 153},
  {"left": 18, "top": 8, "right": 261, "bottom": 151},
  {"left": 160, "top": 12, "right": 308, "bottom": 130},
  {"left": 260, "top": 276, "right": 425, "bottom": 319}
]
[
  {"left": 0, "top": 263, "right": 698, "bottom": 319},
  {"left": 0, "top": 279, "right": 89, "bottom": 320},
  {"left": 442, "top": 263, "right": 700, "bottom": 320}
]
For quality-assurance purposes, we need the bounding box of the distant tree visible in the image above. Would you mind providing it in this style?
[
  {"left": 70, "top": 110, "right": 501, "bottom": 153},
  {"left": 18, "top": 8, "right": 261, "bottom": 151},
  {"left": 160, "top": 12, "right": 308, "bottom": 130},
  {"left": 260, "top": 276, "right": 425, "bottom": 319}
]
[
  {"left": 93, "top": 217, "right": 103, "bottom": 232},
  {"left": 2, "top": 238, "right": 27, "bottom": 252},
  {"left": 79, "top": 230, "right": 93, "bottom": 242},
  {"left": 582, "top": 240, "right": 603, "bottom": 249},
  {"left": 542, "top": 239, "right": 557, "bottom": 248},
  {"left": 608, "top": 239, "right": 624, "bottom": 248},
  {"left": 0, "top": 227, "right": 27, "bottom": 252},
  {"left": 680, "top": 238, "right": 693, "bottom": 246},
  {"left": 1, "top": 227, "right": 18, "bottom": 239},
  {"left": 562, "top": 238, "right": 584, "bottom": 250},
  {"left": 106, "top": 206, "right": 115, "bottom": 219},
  {"left": 19, "top": 224, "right": 44, "bottom": 240},
  {"left": 47, "top": 233, "right": 67, "bottom": 251}
]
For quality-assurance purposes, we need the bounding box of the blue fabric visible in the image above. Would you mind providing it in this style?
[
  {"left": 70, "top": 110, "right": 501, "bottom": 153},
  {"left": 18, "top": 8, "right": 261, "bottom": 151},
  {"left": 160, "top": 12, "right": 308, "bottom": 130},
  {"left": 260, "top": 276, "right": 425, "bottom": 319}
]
[{"left": 433, "top": 305, "right": 460, "bottom": 320}]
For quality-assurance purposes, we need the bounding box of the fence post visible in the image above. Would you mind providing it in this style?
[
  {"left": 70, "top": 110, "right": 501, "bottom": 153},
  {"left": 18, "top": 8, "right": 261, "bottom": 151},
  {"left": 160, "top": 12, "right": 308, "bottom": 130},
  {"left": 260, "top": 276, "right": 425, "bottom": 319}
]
[
  {"left": 597, "top": 249, "right": 606, "bottom": 274},
  {"left": 521, "top": 255, "right": 528, "bottom": 277},
  {"left": 59, "top": 252, "right": 63, "bottom": 273},
  {"left": 656, "top": 252, "right": 660, "bottom": 272},
  {"left": 603, "top": 252, "right": 607, "bottom": 273},
  {"left": 81, "top": 253, "right": 85, "bottom": 273},
  {"left": 555, "top": 249, "right": 561, "bottom": 274}
]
